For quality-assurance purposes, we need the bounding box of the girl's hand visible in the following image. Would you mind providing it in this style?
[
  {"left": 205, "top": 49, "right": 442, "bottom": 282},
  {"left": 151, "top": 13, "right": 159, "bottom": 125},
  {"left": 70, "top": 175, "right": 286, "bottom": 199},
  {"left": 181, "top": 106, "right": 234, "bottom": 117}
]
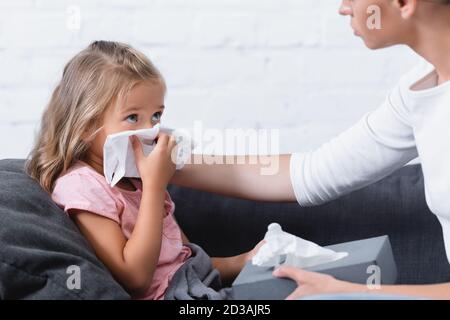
[
  {"left": 244, "top": 240, "right": 266, "bottom": 262},
  {"left": 130, "top": 133, "right": 177, "bottom": 191},
  {"left": 273, "top": 266, "right": 365, "bottom": 300},
  {"left": 212, "top": 240, "right": 267, "bottom": 284}
]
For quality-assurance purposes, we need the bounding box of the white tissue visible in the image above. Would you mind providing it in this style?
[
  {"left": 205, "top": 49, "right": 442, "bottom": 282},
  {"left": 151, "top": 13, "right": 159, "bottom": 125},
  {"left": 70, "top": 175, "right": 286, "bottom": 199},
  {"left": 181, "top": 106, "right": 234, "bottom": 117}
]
[
  {"left": 252, "top": 223, "right": 348, "bottom": 269},
  {"left": 103, "top": 124, "right": 193, "bottom": 187}
]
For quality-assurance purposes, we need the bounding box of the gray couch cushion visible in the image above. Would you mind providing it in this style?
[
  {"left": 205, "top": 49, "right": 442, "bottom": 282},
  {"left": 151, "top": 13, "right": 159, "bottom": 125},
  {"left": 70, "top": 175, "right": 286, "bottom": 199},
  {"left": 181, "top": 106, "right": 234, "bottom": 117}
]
[{"left": 0, "top": 159, "right": 130, "bottom": 299}]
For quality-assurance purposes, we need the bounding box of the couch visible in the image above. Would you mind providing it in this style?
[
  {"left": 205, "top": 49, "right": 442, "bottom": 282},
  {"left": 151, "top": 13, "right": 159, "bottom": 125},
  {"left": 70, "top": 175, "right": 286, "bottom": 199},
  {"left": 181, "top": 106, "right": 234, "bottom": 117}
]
[{"left": 0, "top": 158, "right": 449, "bottom": 299}]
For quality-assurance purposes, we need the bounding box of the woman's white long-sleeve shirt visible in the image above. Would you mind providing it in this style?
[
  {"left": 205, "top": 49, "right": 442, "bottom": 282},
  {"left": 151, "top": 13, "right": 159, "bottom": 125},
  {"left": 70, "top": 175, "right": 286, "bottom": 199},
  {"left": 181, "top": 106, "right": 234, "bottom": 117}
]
[{"left": 290, "top": 60, "right": 450, "bottom": 263}]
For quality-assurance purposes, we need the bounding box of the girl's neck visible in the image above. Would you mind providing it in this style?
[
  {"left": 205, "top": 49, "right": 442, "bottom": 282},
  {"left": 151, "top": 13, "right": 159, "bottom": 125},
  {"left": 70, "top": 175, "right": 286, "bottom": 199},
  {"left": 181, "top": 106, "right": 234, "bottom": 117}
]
[
  {"left": 82, "top": 153, "right": 137, "bottom": 192},
  {"left": 83, "top": 153, "right": 104, "bottom": 177},
  {"left": 408, "top": 10, "right": 450, "bottom": 84}
]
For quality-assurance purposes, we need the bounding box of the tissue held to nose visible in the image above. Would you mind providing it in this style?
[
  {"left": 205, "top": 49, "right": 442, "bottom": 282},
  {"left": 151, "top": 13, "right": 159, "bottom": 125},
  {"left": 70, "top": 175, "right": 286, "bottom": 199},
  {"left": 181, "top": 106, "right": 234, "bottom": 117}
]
[
  {"left": 103, "top": 124, "right": 194, "bottom": 187},
  {"left": 252, "top": 223, "right": 348, "bottom": 269}
]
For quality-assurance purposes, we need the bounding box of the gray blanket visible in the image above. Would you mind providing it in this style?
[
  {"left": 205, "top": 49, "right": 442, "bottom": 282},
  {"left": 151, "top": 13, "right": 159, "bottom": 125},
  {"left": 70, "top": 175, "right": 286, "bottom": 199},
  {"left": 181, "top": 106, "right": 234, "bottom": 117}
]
[{"left": 164, "top": 243, "right": 233, "bottom": 300}]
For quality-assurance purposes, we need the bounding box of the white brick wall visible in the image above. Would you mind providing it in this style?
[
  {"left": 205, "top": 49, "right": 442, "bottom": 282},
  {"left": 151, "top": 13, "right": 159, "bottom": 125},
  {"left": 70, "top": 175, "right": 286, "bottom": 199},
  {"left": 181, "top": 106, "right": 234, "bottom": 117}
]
[{"left": 0, "top": 0, "right": 420, "bottom": 158}]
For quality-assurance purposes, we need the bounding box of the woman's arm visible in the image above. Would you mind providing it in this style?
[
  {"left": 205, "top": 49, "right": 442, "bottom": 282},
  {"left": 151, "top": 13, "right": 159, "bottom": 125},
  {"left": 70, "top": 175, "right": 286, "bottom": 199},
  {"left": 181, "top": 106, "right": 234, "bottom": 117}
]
[
  {"left": 370, "top": 283, "right": 450, "bottom": 299},
  {"left": 274, "top": 266, "right": 450, "bottom": 300},
  {"left": 72, "top": 186, "right": 165, "bottom": 295},
  {"left": 173, "top": 84, "right": 420, "bottom": 206},
  {"left": 171, "top": 154, "right": 296, "bottom": 202}
]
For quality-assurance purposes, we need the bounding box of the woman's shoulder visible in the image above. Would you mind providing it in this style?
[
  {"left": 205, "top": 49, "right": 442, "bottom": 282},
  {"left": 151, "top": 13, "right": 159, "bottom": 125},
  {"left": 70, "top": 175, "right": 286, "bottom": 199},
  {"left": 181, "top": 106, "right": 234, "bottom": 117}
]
[{"left": 398, "top": 58, "right": 434, "bottom": 87}]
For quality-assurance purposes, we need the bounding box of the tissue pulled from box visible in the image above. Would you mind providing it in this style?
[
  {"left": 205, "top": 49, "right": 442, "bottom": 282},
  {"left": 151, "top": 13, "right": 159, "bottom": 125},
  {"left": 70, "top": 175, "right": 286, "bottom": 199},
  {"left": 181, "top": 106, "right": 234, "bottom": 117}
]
[
  {"left": 103, "top": 124, "right": 194, "bottom": 187},
  {"left": 252, "top": 223, "right": 348, "bottom": 269}
]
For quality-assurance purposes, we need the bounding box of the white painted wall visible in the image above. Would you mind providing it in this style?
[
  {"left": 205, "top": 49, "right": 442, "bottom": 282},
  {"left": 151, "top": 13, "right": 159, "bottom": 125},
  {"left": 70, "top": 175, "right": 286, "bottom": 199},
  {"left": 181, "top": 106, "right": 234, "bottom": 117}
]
[{"left": 0, "top": 0, "right": 420, "bottom": 158}]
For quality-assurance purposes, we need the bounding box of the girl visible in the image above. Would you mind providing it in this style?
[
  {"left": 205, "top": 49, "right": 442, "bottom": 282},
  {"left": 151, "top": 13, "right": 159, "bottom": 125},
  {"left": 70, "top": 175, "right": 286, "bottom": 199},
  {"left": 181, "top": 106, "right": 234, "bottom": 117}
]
[
  {"left": 172, "top": 0, "right": 450, "bottom": 299},
  {"left": 25, "top": 41, "right": 260, "bottom": 300}
]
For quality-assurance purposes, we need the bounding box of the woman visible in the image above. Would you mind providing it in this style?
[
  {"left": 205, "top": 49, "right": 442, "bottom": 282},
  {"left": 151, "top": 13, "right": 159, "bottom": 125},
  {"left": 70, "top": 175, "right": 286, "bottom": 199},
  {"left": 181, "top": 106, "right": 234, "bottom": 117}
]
[{"left": 171, "top": 0, "right": 450, "bottom": 299}]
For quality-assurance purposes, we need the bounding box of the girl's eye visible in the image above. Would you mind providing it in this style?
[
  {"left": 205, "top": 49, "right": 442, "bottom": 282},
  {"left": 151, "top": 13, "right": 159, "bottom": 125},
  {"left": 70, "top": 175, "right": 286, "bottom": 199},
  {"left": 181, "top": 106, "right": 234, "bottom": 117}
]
[
  {"left": 126, "top": 114, "right": 138, "bottom": 123},
  {"left": 152, "top": 112, "right": 162, "bottom": 123}
]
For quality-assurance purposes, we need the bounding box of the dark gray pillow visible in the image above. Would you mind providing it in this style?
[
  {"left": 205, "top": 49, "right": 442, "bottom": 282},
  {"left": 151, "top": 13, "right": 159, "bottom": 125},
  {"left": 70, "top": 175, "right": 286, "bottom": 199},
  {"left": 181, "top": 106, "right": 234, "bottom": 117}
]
[{"left": 0, "top": 159, "right": 130, "bottom": 299}]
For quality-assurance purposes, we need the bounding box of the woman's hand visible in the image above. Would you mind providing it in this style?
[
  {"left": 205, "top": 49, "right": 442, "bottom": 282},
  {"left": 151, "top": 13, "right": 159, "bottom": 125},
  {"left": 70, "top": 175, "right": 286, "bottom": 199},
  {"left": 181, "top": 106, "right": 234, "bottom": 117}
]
[
  {"left": 130, "top": 132, "right": 177, "bottom": 191},
  {"left": 273, "top": 266, "right": 365, "bottom": 300}
]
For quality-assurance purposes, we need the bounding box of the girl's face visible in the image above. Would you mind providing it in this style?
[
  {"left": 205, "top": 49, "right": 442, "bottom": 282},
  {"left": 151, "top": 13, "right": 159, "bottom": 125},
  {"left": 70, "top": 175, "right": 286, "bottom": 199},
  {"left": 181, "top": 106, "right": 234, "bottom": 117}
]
[
  {"left": 88, "top": 81, "right": 166, "bottom": 164},
  {"left": 339, "top": 0, "right": 413, "bottom": 49}
]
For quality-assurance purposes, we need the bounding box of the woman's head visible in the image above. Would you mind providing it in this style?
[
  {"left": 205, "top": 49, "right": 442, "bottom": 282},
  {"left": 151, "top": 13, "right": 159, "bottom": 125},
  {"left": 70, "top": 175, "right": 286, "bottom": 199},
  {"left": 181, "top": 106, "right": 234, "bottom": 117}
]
[
  {"left": 339, "top": 0, "right": 450, "bottom": 49},
  {"left": 26, "top": 40, "right": 165, "bottom": 193}
]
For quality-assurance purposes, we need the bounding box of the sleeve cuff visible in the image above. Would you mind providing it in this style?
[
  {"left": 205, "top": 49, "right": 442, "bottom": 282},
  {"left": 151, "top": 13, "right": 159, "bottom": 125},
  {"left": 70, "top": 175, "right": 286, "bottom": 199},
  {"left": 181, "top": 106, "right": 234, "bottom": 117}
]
[{"left": 290, "top": 152, "right": 315, "bottom": 207}]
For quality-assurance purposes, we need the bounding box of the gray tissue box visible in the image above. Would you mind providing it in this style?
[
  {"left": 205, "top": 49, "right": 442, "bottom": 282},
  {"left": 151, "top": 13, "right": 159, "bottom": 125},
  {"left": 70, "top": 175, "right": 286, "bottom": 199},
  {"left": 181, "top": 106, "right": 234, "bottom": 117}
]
[{"left": 232, "top": 235, "right": 397, "bottom": 300}]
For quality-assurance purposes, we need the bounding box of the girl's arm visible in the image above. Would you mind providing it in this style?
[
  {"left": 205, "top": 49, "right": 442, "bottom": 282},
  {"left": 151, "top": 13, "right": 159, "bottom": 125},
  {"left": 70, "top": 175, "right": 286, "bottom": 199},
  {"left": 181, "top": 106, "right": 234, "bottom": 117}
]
[
  {"left": 210, "top": 254, "right": 248, "bottom": 285},
  {"left": 180, "top": 229, "right": 263, "bottom": 284},
  {"left": 171, "top": 154, "right": 296, "bottom": 202},
  {"left": 211, "top": 242, "right": 265, "bottom": 284},
  {"left": 71, "top": 185, "right": 165, "bottom": 295}
]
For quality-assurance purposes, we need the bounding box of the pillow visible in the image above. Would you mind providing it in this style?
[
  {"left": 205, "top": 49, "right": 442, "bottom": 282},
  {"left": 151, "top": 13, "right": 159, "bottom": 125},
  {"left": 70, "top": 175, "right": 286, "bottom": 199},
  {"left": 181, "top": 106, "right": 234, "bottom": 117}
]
[{"left": 0, "top": 159, "right": 130, "bottom": 299}]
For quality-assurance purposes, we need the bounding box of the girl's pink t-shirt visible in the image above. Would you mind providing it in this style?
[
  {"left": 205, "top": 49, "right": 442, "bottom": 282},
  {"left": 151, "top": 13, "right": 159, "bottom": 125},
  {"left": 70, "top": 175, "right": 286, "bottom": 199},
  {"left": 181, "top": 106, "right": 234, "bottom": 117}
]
[{"left": 51, "top": 160, "right": 192, "bottom": 300}]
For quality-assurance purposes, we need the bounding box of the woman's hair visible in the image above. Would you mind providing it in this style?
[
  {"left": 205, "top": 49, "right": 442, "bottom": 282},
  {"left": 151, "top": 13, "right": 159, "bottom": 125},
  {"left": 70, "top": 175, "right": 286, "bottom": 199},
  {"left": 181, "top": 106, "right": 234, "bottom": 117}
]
[{"left": 25, "top": 41, "right": 164, "bottom": 194}]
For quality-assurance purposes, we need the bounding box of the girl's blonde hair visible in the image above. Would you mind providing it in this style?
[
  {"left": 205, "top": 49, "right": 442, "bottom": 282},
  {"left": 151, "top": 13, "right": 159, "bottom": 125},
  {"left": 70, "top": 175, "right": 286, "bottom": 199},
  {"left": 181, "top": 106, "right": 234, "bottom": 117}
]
[{"left": 25, "top": 41, "right": 164, "bottom": 194}]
